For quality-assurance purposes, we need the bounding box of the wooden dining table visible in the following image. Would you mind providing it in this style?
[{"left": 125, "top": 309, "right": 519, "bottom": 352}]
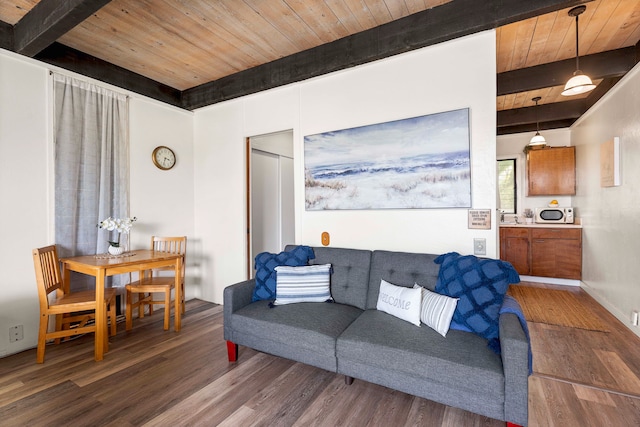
[{"left": 60, "top": 249, "right": 183, "bottom": 361}]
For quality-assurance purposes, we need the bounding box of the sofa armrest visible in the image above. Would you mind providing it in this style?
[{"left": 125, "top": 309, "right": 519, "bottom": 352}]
[
  {"left": 223, "top": 279, "right": 255, "bottom": 340},
  {"left": 499, "top": 312, "right": 529, "bottom": 426}
]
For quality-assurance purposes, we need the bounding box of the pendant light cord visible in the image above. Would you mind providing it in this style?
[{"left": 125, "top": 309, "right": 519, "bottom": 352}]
[
  {"left": 575, "top": 13, "right": 580, "bottom": 71},
  {"left": 534, "top": 97, "right": 541, "bottom": 132}
]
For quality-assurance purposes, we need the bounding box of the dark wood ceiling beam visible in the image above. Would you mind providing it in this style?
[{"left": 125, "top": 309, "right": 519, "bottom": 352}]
[
  {"left": 13, "top": 0, "right": 112, "bottom": 57},
  {"left": 35, "top": 43, "right": 182, "bottom": 107},
  {"left": 498, "top": 119, "right": 577, "bottom": 135},
  {"left": 182, "top": 0, "right": 590, "bottom": 110},
  {"left": 498, "top": 100, "right": 584, "bottom": 128},
  {"left": 0, "top": 20, "right": 12, "bottom": 50},
  {"left": 583, "top": 76, "right": 621, "bottom": 110},
  {"left": 497, "top": 47, "right": 636, "bottom": 95},
  {"left": 498, "top": 75, "right": 622, "bottom": 134}
]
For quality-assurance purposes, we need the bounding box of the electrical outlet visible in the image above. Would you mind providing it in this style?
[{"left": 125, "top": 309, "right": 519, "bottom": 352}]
[
  {"left": 473, "top": 238, "right": 486, "bottom": 256},
  {"left": 9, "top": 325, "right": 23, "bottom": 343},
  {"left": 632, "top": 311, "right": 639, "bottom": 327}
]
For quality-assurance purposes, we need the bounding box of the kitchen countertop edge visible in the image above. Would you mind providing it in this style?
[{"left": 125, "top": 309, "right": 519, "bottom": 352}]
[{"left": 499, "top": 223, "right": 582, "bottom": 229}]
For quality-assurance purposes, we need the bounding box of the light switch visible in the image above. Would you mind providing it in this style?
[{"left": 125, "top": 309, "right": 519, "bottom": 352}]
[{"left": 473, "top": 238, "right": 486, "bottom": 256}]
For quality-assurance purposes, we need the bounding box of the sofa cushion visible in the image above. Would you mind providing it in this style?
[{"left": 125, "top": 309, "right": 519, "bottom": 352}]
[
  {"left": 336, "top": 310, "right": 505, "bottom": 397},
  {"left": 415, "top": 284, "right": 459, "bottom": 337},
  {"left": 252, "top": 245, "right": 315, "bottom": 302},
  {"left": 302, "top": 246, "right": 372, "bottom": 310},
  {"left": 376, "top": 279, "right": 421, "bottom": 326},
  {"left": 231, "top": 300, "right": 362, "bottom": 357},
  {"left": 273, "top": 264, "right": 333, "bottom": 305},
  {"left": 366, "top": 250, "right": 440, "bottom": 309},
  {"left": 434, "top": 252, "right": 520, "bottom": 341}
]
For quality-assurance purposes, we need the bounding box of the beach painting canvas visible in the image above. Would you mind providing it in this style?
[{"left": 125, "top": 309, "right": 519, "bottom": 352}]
[{"left": 304, "top": 108, "right": 471, "bottom": 210}]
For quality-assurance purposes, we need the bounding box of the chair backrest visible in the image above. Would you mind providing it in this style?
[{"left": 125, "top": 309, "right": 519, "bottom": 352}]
[
  {"left": 32, "top": 245, "right": 63, "bottom": 310},
  {"left": 151, "top": 236, "right": 187, "bottom": 276}
]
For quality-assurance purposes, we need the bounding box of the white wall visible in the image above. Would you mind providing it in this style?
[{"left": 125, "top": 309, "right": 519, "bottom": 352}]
[
  {"left": 497, "top": 128, "right": 573, "bottom": 217},
  {"left": 0, "top": 51, "right": 50, "bottom": 358},
  {"left": 0, "top": 49, "right": 195, "bottom": 356},
  {"left": 571, "top": 64, "right": 640, "bottom": 336},
  {"left": 129, "top": 98, "right": 196, "bottom": 298},
  {"left": 194, "top": 31, "right": 497, "bottom": 304}
]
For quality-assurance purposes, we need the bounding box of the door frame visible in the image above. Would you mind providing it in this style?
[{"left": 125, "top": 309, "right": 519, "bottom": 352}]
[{"left": 245, "top": 131, "right": 295, "bottom": 279}]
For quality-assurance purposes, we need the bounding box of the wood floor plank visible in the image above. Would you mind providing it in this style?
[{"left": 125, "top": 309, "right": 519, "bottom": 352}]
[
  {"left": 593, "top": 349, "right": 640, "bottom": 394},
  {"left": 240, "top": 363, "right": 336, "bottom": 426},
  {"left": 402, "top": 397, "right": 446, "bottom": 427},
  {"left": 1, "top": 287, "right": 639, "bottom": 426}
]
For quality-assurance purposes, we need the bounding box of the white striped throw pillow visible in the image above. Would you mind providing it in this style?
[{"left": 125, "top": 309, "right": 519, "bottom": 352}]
[
  {"left": 414, "top": 284, "right": 459, "bottom": 337},
  {"left": 273, "top": 264, "right": 333, "bottom": 305}
]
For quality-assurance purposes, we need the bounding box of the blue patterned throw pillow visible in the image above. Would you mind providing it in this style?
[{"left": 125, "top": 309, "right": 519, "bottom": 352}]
[
  {"left": 434, "top": 252, "right": 520, "bottom": 341},
  {"left": 252, "top": 246, "right": 315, "bottom": 302}
]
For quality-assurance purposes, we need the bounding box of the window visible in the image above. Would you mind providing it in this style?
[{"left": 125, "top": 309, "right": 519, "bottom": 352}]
[{"left": 497, "top": 159, "right": 517, "bottom": 213}]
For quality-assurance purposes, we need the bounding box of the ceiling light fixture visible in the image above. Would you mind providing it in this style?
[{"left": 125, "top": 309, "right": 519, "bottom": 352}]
[
  {"left": 529, "top": 97, "right": 546, "bottom": 146},
  {"left": 562, "top": 5, "right": 596, "bottom": 96}
]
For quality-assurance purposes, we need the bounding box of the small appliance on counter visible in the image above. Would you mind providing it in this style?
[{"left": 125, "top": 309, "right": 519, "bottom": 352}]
[{"left": 535, "top": 207, "right": 574, "bottom": 223}]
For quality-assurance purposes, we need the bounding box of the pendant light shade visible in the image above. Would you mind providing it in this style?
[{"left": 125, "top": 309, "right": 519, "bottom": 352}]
[
  {"left": 562, "top": 72, "right": 596, "bottom": 96},
  {"left": 530, "top": 132, "right": 546, "bottom": 145},
  {"left": 562, "top": 6, "right": 595, "bottom": 97},
  {"left": 529, "top": 97, "right": 546, "bottom": 146}
]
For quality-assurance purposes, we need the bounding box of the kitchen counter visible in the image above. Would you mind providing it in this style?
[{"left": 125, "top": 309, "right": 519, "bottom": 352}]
[{"left": 499, "top": 222, "right": 582, "bottom": 229}]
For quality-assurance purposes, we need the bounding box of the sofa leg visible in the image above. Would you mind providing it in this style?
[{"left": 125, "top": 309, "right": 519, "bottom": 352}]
[
  {"left": 344, "top": 376, "right": 354, "bottom": 385},
  {"left": 226, "top": 340, "right": 238, "bottom": 362},
  {"left": 506, "top": 423, "right": 523, "bottom": 427}
]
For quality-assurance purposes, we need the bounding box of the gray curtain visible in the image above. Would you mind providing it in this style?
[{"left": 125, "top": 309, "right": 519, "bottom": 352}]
[{"left": 53, "top": 73, "right": 129, "bottom": 288}]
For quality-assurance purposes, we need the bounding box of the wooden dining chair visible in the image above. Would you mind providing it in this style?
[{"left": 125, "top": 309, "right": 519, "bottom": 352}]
[
  {"left": 125, "top": 236, "right": 186, "bottom": 331},
  {"left": 33, "top": 245, "right": 117, "bottom": 363}
]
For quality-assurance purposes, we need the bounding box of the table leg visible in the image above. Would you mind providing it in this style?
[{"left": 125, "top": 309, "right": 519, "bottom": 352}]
[
  {"left": 174, "top": 256, "right": 182, "bottom": 331},
  {"left": 95, "top": 273, "right": 105, "bottom": 361},
  {"left": 62, "top": 264, "right": 71, "bottom": 294}
]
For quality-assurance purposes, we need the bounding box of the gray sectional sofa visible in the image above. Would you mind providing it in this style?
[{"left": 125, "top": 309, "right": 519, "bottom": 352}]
[{"left": 223, "top": 246, "right": 529, "bottom": 426}]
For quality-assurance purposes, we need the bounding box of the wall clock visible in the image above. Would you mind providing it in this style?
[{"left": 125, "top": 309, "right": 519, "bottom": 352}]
[{"left": 152, "top": 146, "right": 176, "bottom": 170}]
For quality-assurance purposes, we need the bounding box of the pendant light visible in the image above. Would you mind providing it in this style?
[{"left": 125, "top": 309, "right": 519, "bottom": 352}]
[
  {"left": 562, "top": 5, "right": 596, "bottom": 96},
  {"left": 529, "top": 97, "right": 546, "bottom": 146}
]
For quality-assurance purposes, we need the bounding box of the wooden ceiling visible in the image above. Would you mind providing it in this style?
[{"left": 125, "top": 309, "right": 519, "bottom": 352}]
[{"left": 1, "top": 0, "right": 639, "bottom": 134}]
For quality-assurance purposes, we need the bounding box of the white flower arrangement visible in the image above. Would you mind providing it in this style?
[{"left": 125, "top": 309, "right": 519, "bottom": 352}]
[{"left": 98, "top": 216, "right": 137, "bottom": 247}]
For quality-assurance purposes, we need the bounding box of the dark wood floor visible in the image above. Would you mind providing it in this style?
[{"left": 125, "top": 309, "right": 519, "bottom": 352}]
[{"left": 1, "top": 282, "right": 639, "bottom": 426}]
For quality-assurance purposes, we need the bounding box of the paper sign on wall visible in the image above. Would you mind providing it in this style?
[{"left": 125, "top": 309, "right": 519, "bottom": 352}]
[
  {"left": 600, "top": 137, "right": 620, "bottom": 187},
  {"left": 468, "top": 209, "right": 491, "bottom": 229}
]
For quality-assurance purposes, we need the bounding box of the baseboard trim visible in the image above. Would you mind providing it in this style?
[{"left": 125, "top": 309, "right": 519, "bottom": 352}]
[
  {"left": 580, "top": 282, "right": 640, "bottom": 339},
  {"left": 520, "top": 275, "right": 581, "bottom": 286}
]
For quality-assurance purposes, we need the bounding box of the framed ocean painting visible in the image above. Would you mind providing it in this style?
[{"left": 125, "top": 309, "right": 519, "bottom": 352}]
[{"left": 304, "top": 108, "right": 471, "bottom": 210}]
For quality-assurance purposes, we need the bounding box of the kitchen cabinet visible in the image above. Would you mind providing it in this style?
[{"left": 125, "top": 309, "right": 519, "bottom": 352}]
[
  {"left": 500, "top": 227, "right": 530, "bottom": 274},
  {"left": 530, "top": 228, "right": 582, "bottom": 279},
  {"left": 499, "top": 226, "right": 582, "bottom": 280},
  {"left": 527, "top": 146, "right": 576, "bottom": 195}
]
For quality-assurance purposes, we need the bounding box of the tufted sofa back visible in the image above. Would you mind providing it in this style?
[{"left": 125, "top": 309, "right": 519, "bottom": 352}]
[
  {"left": 284, "top": 245, "right": 440, "bottom": 311},
  {"left": 366, "top": 250, "right": 440, "bottom": 310},
  {"left": 307, "top": 246, "right": 372, "bottom": 310}
]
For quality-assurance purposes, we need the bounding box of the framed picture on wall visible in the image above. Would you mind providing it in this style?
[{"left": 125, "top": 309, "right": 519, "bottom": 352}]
[{"left": 304, "top": 108, "right": 471, "bottom": 210}]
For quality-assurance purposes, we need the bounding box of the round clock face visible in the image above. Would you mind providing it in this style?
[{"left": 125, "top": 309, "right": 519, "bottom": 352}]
[{"left": 152, "top": 146, "right": 176, "bottom": 170}]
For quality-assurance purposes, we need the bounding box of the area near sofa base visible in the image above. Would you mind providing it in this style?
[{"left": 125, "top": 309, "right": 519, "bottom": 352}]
[
  {"left": 223, "top": 246, "right": 529, "bottom": 426},
  {"left": 226, "top": 341, "right": 238, "bottom": 362}
]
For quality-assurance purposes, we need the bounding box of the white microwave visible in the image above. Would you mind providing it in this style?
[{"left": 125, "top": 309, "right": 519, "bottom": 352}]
[{"left": 535, "top": 207, "right": 574, "bottom": 224}]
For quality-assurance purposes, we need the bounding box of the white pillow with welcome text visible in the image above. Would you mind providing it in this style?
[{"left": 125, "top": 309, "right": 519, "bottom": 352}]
[{"left": 376, "top": 279, "right": 421, "bottom": 327}]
